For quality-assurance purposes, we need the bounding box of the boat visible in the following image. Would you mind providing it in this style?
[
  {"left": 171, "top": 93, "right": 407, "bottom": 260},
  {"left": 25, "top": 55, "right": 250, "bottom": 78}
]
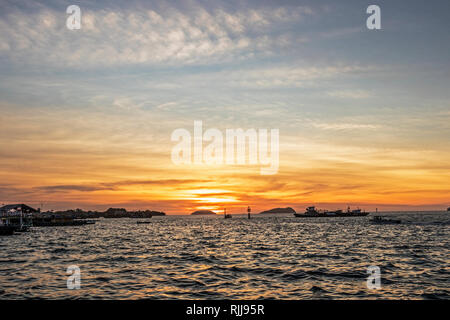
[
  {"left": 447, "top": 207, "right": 450, "bottom": 212},
  {"left": 0, "top": 204, "right": 34, "bottom": 232},
  {"left": 0, "top": 225, "right": 15, "bottom": 236},
  {"left": 224, "top": 208, "right": 232, "bottom": 219},
  {"left": 136, "top": 220, "right": 151, "bottom": 224},
  {"left": 294, "top": 206, "right": 369, "bottom": 217},
  {"left": 13, "top": 225, "right": 30, "bottom": 232},
  {"left": 370, "top": 216, "right": 401, "bottom": 224}
]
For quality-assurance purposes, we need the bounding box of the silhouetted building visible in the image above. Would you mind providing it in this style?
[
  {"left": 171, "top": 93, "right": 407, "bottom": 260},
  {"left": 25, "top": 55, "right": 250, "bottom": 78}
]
[{"left": 0, "top": 204, "right": 39, "bottom": 215}]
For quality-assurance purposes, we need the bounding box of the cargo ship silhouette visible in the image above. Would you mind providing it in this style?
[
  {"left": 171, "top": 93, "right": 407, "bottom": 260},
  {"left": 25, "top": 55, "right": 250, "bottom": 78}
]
[{"left": 294, "top": 206, "right": 369, "bottom": 217}]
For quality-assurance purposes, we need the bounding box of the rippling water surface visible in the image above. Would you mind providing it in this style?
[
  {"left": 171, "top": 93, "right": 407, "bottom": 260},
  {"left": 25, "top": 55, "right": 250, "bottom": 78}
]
[{"left": 0, "top": 212, "right": 449, "bottom": 299}]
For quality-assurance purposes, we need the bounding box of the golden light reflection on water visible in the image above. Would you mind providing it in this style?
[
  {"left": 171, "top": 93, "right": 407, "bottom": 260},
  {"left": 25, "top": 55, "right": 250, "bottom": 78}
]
[{"left": 0, "top": 212, "right": 448, "bottom": 299}]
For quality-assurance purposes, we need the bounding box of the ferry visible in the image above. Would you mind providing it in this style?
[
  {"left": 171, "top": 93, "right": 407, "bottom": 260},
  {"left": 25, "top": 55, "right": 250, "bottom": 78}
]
[{"left": 294, "top": 206, "right": 369, "bottom": 217}]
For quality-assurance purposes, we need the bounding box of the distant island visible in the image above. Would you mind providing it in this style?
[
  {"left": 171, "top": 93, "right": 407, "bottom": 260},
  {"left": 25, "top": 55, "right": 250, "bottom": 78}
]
[
  {"left": 191, "top": 210, "right": 216, "bottom": 215},
  {"left": 259, "top": 207, "right": 296, "bottom": 214}
]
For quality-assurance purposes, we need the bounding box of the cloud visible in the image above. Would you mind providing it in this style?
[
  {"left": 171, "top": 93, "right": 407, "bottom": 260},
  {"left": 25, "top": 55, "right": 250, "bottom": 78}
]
[
  {"left": 222, "top": 65, "right": 374, "bottom": 88},
  {"left": 156, "top": 102, "right": 177, "bottom": 110},
  {"left": 109, "top": 179, "right": 212, "bottom": 187},
  {"left": 327, "top": 89, "right": 372, "bottom": 99},
  {"left": 32, "top": 179, "right": 213, "bottom": 193},
  {"left": 34, "top": 185, "right": 113, "bottom": 193},
  {"left": 311, "top": 122, "right": 379, "bottom": 130},
  {"left": 0, "top": 4, "right": 314, "bottom": 68},
  {"left": 138, "top": 64, "right": 377, "bottom": 91},
  {"left": 112, "top": 97, "right": 140, "bottom": 110}
]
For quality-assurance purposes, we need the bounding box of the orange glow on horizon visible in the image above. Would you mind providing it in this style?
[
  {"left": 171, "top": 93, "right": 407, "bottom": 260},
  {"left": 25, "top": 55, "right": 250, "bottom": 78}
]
[{"left": 1, "top": 110, "right": 449, "bottom": 214}]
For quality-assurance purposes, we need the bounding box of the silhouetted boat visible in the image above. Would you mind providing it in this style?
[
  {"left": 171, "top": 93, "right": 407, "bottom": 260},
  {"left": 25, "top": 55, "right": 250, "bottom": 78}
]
[
  {"left": 370, "top": 216, "right": 401, "bottom": 224},
  {"left": 0, "top": 226, "right": 15, "bottom": 236},
  {"left": 136, "top": 220, "right": 151, "bottom": 224},
  {"left": 224, "top": 208, "right": 232, "bottom": 219},
  {"left": 0, "top": 204, "right": 34, "bottom": 232},
  {"left": 294, "top": 206, "right": 369, "bottom": 217},
  {"left": 13, "top": 225, "right": 30, "bottom": 232},
  {"left": 447, "top": 207, "right": 450, "bottom": 212}
]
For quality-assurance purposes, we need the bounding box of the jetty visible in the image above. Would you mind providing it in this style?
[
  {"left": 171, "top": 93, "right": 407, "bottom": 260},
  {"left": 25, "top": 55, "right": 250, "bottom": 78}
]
[
  {"left": 32, "top": 215, "right": 96, "bottom": 227},
  {"left": 0, "top": 203, "right": 167, "bottom": 230}
]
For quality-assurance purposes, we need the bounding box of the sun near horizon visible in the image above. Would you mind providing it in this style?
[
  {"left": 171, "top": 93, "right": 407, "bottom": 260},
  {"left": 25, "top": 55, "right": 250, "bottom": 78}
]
[{"left": 0, "top": 1, "right": 449, "bottom": 214}]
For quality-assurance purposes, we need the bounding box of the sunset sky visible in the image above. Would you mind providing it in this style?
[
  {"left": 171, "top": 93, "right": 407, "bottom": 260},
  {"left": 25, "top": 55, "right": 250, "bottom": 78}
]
[{"left": 0, "top": 0, "right": 449, "bottom": 214}]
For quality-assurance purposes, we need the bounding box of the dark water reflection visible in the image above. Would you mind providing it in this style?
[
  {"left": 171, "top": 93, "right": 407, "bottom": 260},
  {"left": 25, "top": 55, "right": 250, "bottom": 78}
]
[{"left": 0, "top": 212, "right": 449, "bottom": 299}]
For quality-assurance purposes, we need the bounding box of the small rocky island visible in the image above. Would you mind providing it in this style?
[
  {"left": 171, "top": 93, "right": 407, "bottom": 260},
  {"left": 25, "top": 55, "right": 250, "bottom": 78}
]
[
  {"left": 259, "top": 207, "right": 296, "bottom": 214},
  {"left": 191, "top": 210, "right": 216, "bottom": 215}
]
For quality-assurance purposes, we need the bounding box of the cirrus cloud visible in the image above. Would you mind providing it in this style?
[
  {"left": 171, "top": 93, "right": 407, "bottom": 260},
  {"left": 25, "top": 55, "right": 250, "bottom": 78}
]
[{"left": 0, "top": 4, "right": 314, "bottom": 68}]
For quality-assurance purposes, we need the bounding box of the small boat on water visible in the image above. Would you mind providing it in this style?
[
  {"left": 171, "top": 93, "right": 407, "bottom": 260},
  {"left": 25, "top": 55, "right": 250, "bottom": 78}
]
[
  {"left": 294, "top": 206, "right": 369, "bottom": 217},
  {"left": 0, "top": 226, "right": 15, "bottom": 236},
  {"left": 370, "top": 216, "right": 401, "bottom": 224},
  {"left": 224, "top": 208, "right": 232, "bottom": 219},
  {"left": 13, "top": 225, "right": 30, "bottom": 232},
  {"left": 136, "top": 220, "right": 151, "bottom": 224}
]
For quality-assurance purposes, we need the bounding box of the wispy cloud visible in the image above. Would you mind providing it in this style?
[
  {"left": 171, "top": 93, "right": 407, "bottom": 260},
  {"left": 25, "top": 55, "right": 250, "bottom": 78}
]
[
  {"left": 1, "top": 0, "right": 449, "bottom": 212},
  {"left": 140, "top": 64, "right": 377, "bottom": 90},
  {"left": 327, "top": 89, "right": 372, "bottom": 99},
  {"left": 311, "top": 122, "right": 379, "bottom": 130},
  {"left": 32, "top": 179, "right": 213, "bottom": 193},
  {"left": 0, "top": 5, "right": 313, "bottom": 68}
]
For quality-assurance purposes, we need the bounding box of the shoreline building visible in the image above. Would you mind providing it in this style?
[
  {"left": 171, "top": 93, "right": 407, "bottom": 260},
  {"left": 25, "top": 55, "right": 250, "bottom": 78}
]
[{"left": 0, "top": 204, "right": 37, "bottom": 231}]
